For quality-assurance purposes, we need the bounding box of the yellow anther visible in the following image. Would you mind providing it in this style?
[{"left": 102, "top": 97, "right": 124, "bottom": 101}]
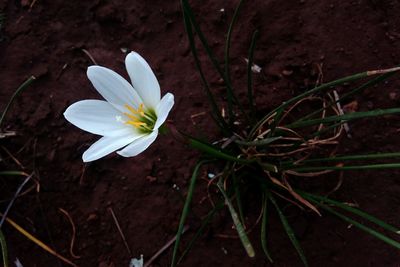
[
  {"left": 123, "top": 112, "right": 140, "bottom": 121},
  {"left": 123, "top": 103, "right": 150, "bottom": 130},
  {"left": 126, "top": 121, "right": 146, "bottom": 127}
]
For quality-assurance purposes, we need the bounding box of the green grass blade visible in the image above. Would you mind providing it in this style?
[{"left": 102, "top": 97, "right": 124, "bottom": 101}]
[
  {"left": 182, "top": 0, "right": 246, "bottom": 122},
  {"left": 297, "top": 70, "right": 398, "bottom": 123},
  {"left": 249, "top": 68, "right": 400, "bottom": 139},
  {"left": 300, "top": 192, "right": 400, "bottom": 234},
  {"left": 286, "top": 108, "right": 400, "bottom": 129},
  {"left": 269, "top": 195, "right": 308, "bottom": 267},
  {"left": 187, "top": 136, "right": 252, "bottom": 164},
  {"left": 304, "top": 196, "right": 400, "bottom": 249},
  {"left": 181, "top": 0, "right": 225, "bottom": 80},
  {"left": 171, "top": 160, "right": 210, "bottom": 267},
  {"left": 0, "top": 171, "right": 28, "bottom": 176},
  {"left": 0, "top": 230, "right": 8, "bottom": 267},
  {"left": 233, "top": 172, "right": 246, "bottom": 228},
  {"left": 247, "top": 30, "right": 259, "bottom": 118},
  {"left": 187, "top": 136, "right": 279, "bottom": 172},
  {"left": 217, "top": 179, "right": 255, "bottom": 257},
  {"left": 177, "top": 201, "right": 225, "bottom": 265},
  {"left": 181, "top": 3, "right": 229, "bottom": 133},
  {"left": 235, "top": 136, "right": 281, "bottom": 147},
  {"left": 224, "top": 0, "right": 245, "bottom": 124},
  {"left": 284, "top": 152, "right": 400, "bottom": 166},
  {"left": 261, "top": 194, "right": 273, "bottom": 263},
  {"left": 0, "top": 76, "right": 36, "bottom": 128},
  {"left": 287, "top": 163, "right": 400, "bottom": 172}
]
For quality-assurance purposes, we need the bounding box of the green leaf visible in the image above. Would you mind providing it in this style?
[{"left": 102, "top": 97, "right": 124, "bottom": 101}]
[
  {"left": 284, "top": 152, "right": 400, "bottom": 165},
  {"left": 286, "top": 108, "right": 400, "bottom": 129},
  {"left": 0, "top": 76, "right": 35, "bottom": 128},
  {"left": 177, "top": 201, "right": 225, "bottom": 265},
  {"left": 286, "top": 163, "right": 400, "bottom": 172},
  {"left": 297, "top": 70, "right": 398, "bottom": 123},
  {"left": 224, "top": 0, "right": 246, "bottom": 124},
  {"left": 261, "top": 194, "right": 273, "bottom": 263},
  {"left": 269, "top": 195, "right": 309, "bottom": 267},
  {"left": 247, "top": 30, "right": 259, "bottom": 118},
  {"left": 0, "top": 171, "right": 28, "bottom": 176},
  {"left": 249, "top": 67, "right": 400, "bottom": 139},
  {"left": 181, "top": 0, "right": 246, "bottom": 123},
  {"left": 235, "top": 136, "right": 281, "bottom": 147},
  {"left": 304, "top": 195, "right": 400, "bottom": 250},
  {"left": 187, "top": 136, "right": 250, "bottom": 164},
  {"left": 181, "top": 2, "right": 229, "bottom": 133},
  {"left": 217, "top": 179, "right": 255, "bottom": 257},
  {"left": 187, "top": 136, "right": 279, "bottom": 172},
  {"left": 300, "top": 192, "right": 400, "bottom": 234},
  {"left": 171, "top": 160, "right": 210, "bottom": 267},
  {"left": 233, "top": 172, "right": 246, "bottom": 228}
]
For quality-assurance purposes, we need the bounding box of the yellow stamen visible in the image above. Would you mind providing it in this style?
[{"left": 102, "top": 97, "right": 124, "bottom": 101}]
[
  {"left": 123, "top": 103, "right": 150, "bottom": 130},
  {"left": 123, "top": 112, "right": 140, "bottom": 121},
  {"left": 125, "top": 121, "right": 146, "bottom": 127}
]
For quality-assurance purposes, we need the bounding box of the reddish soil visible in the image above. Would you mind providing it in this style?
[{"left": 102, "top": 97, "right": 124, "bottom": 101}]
[{"left": 1, "top": 0, "right": 400, "bottom": 266}]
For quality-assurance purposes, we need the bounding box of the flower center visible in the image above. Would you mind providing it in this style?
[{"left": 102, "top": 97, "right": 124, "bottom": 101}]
[{"left": 123, "top": 103, "right": 157, "bottom": 133}]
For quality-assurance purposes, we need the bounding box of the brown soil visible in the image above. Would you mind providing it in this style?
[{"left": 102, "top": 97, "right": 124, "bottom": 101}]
[{"left": 1, "top": 0, "right": 400, "bottom": 266}]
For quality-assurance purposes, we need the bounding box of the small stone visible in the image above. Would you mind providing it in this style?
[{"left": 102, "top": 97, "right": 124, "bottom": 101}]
[
  {"left": 282, "top": 69, "right": 293, "bottom": 76},
  {"left": 389, "top": 92, "right": 397, "bottom": 100},
  {"left": 146, "top": 175, "right": 157, "bottom": 182},
  {"left": 87, "top": 213, "right": 98, "bottom": 222}
]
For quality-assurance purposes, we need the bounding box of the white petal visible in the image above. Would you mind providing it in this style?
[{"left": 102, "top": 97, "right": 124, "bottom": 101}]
[
  {"left": 87, "top": 66, "right": 143, "bottom": 112},
  {"left": 154, "top": 93, "right": 174, "bottom": 130},
  {"left": 117, "top": 130, "right": 158, "bottom": 157},
  {"left": 125, "top": 52, "right": 161, "bottom": 108},
  {"left": 64, "top": 100, "right": 134, "bottom": 136},
  {"left": 82, "top": 134, "right": 143, "bottom": 162}
]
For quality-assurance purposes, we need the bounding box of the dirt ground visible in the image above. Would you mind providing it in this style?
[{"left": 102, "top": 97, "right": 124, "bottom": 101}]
[{"left": 1, "top": 0, "right": 400, "bottom": 266}]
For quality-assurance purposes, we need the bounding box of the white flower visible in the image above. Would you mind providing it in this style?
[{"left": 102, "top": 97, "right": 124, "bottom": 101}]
[
  {"left": 129, "top": 255, "right": 143, "bottom": 267},
  {"left": 64, "top": 52, "right": 174, "bottom": 162}
]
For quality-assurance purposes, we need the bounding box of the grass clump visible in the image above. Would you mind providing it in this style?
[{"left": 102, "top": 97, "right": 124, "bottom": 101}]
[{"left": 170, "top": 0, "right": 400, "bottom": 266}]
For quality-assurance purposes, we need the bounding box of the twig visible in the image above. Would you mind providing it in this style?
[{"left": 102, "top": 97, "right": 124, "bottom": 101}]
[
  {"left": 190, "top": 111, "right": 206, "bottom": 125},
  {"left": 0, "top": 173, "right": 33, "bottom": 228},
  {"left": 282, "top": 175, "right": 321, "bottom": 216},
  {"left": 108, "top": 207, "right": 132, "bottom": 257},
  {"left": 79, "top": 164, "right": 86, "bottom": 186},
  {"left": 0, "top": 214, "right": 77, "bottom": 267},
  {"left": 367, "top": 66, "right": 400, "bottom": 76},
  {"left": 81, "top": 49, "right": 98, "bottom": 65},
  {"left": 56, "top": 63, "right": 69, "bottom": 80},
  {"left": 221, "top": 135, "right": 237, "bottom": 149},
  {"left": 59, "top": 208, "right": 81, "bottom": 259},
  {"left": 1, "top": 146, "right": 25, "bottom": 169},
  {"left": 0, "top": 131, "right": 16, "bottom": 139},
  {"left": 333, "top": 90, "right": 351, "bottom": 138},
  {"left": 144, "top": 225, "right": 189, "bottom": 267}
]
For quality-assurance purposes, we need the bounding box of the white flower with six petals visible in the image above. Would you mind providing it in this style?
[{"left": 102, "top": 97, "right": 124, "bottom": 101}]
[{"left": 64, "top": 52, "right": 174, "bottom": 162}]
